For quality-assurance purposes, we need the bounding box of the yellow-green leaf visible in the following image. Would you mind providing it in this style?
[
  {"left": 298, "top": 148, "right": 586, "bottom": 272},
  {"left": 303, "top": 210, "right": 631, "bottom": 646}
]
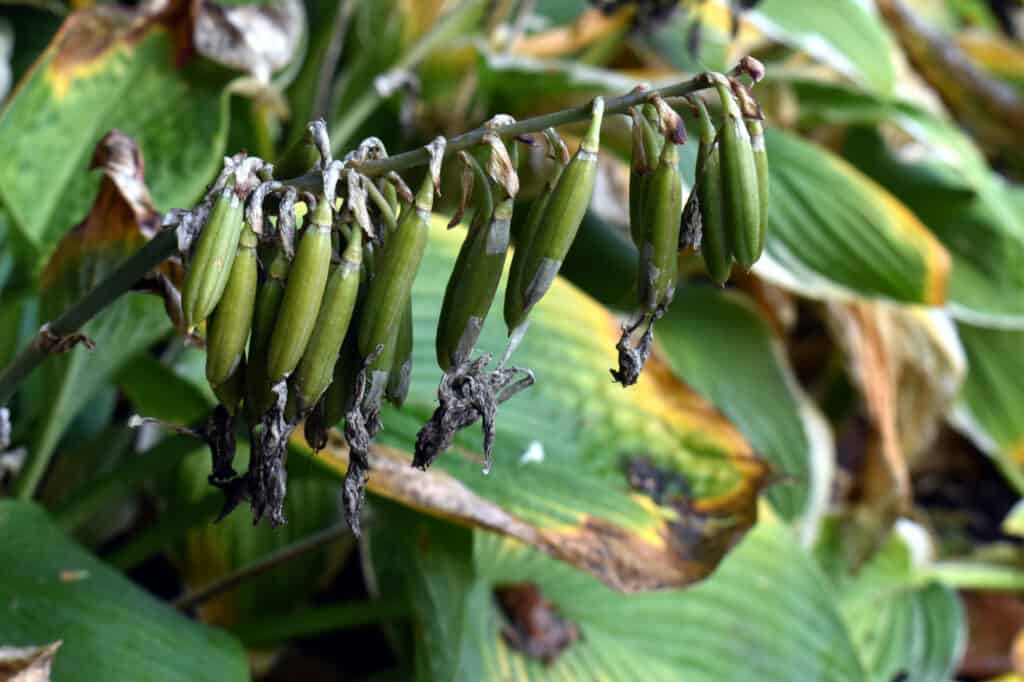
[
  {"left": 951, "top": 323, "right": 1024, "bottom": 493},
  {"left": 0, "top": 4, "right": 232, "bottom": 266},
  {"left": 655, "top": 286, "right": 833, "bottom": 530},
  {"left": 758, "top": 128, "right": 950, "bottom": 307}
]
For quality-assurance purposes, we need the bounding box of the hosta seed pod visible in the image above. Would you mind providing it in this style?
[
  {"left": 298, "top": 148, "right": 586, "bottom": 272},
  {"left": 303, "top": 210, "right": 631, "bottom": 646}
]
[
  {"left": 637, "top": 140, "right": 682, "bottom": 312},
  {"left": 504, "top": 131, "right": 565, "bottom": 335},
  {"left": 206, "top": 222, "right": 259, "bottom": 387},
  {"left": 291, "top": 224, "right": 363, "bottom": 411},
  {"left": 698, "top": 146, "right": 732, "bottom": 285},
  {"left": 505, "top": 97, "right": 604, "bottom": 332},
  {"left": 692, "top": 97, "right": 732, "bottom": 285},
  {"left": 182, "top": 179, "right": 245, "bottom": 329},
  {"left": 386, "top": 298, "right": 413, "bottom": 407},
  {"left": 322, "top": 324, "right": 360, "bottom": 429},
  {"left": 712, "top": 77, "right": 761, "bottom": 267},
  {"left": 628, "top": 107, "right": 663, "bottom": 248},
  {"left": 245, "top": 249, "right": 289, "bottom": 422},
  {"left": 212, "top": 359, "right": 245, "bottom": 415},
  {"left": 437, "top": 195, "right": 512, "bottom": 371},
  {"left": 746, "top": 116, "right": 768, "bottom": 261},
  {"left": 267, "top": 197, "right": 334, "bottom": 382},
  {"left": 358, "top": 174, "right": 434, "bottom": 404}
]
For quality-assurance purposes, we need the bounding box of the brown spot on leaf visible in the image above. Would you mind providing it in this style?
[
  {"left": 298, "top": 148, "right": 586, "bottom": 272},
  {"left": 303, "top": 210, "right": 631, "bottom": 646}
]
[{"left": 496, "top": 582, "right": 580, "bottom": 664}]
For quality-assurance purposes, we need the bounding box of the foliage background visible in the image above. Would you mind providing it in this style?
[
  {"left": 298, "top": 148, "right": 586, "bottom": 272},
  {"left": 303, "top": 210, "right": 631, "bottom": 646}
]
[{"left": 2, "top": 0, "right": 1024, "bottom": 679}]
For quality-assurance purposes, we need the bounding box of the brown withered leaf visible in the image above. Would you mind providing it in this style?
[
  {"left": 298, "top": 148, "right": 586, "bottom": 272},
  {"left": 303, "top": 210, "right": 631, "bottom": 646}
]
[
  {"left": 826, "top": 301, "right": 965, "bottom": 509},
  {"left": 191, "top": 0, "right": 304, "bottom": 82},
  {"left": 295, "top": 420, "right": 766, "bottom": 594}
]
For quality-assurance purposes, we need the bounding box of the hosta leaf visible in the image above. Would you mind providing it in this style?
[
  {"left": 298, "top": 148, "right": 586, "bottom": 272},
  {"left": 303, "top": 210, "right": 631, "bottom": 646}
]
[
  {"left": 834, "top": 527, "right": 966, "bottom": 682},
  {"left": 756, "top": 128, "right": 951, "bottom": 307},
  {"left": 950, "top": 323, "right": 1024, "bottom": 492},
  {"left": 843, "top": 127, "right": 1024, "bottom": 328},
  {"left": 167, "top": 440, "right": 346, "bottom": 627},
  {"left": 14, "top": 132, "right": 172, "bottom": 498},
  {"left": 655, "top": 285, "right": 834, "bottom": 532},
  {"left": 0, "top": 3, "right": 232, "bottom": 266},
  {"left": 747, "top": 0, "right": 895, "bottom": 95},
  {"left": 294, "top": 217, "right": 770, "bottom": 593},
  {"left": 0, "top": 500, "right": 248, "bottom": 682},
  {"left": 369, "top": 508, "right": 868, "bottom": 681}
]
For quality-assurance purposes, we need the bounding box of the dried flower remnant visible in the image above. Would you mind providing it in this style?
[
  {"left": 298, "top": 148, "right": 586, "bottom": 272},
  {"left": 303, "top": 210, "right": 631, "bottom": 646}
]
[{"left": 496, "top": 582, "right": 581, "bottom": 665}]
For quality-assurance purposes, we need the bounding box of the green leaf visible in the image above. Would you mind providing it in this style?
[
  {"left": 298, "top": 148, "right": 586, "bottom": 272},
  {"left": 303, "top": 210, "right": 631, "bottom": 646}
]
[
  {"left": 166, "top": 438, "right": 346, "bottom": 627},
  {"left": 117, "top": 351, "right": 215, "bottom": 426},
  {"left": 950, "top": 323, "right": 1024, "bottom": 492},
  {"left": 0, "top": 500, "right": 249, "bottom": 682},
  {"left": 0, "top": 6, "right": 232, "bottom": 265},
  {"left": 842, "top": 126, "right": 1024, "bottom": 328},
  {"left": 837, "top": 530, "right": 965, "bottom": 682},
  {"left": 655, "top": 286, "right": 833, "bottom": 530},
  {"left": 369, "top": 511, "right": 868, "bottom": 681},
  {"left": 12, "top": 131, "right": 173, "bottom": 499},
  {"left": 368, "top": 503, "right": 484, "bottom": 682},
  {"left": 748, "top": 0, "right": 895, "bottom": 95},
  {"left": 299, "top": 217, "right": 770, "bottom": 593},
  {"left": 758, "top": 128, "right": 950, "bottom": 306}
]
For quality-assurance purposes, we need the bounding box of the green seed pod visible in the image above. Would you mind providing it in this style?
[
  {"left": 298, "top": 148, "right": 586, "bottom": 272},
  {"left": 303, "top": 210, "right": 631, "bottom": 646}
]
[
  {"left": 206, "top": 222, "right": 259, "bottom": 388},
  {"left": 436, "top": 195, "right": 512, "bottom": 371},
  {"left": 386, "top": 297, "right": 413, "bottom": 407},
  {"left": 504, "top": 130, "right": 565, "bottom": 335},
  {"left": 322, "top": 323, "right": 361, "bottom": 429},
  {"left": 637, "top": 140, "right": 682, "bottom": 312},
  {"left": 746, "top": 116, "right": 768, "bottom": 261},
  {"left": 358, "top": 174, "right": 434, "bottom": 405},
  {"left": 290, "top": 224, "right": 363, "bottom": 412},
  {"left": 212, "top": 358, "right": 245, "bottom": 415},
  {"left": 505, "top": 97, "right": 604, "bottom": 332},
  {"left": 628, "top": 107, "right": 663, "bottom": 248},
  {"left": 691, "top": 97, "right": 732, "bottom": 285},
  {"left": 182, "top": 179, "right": 245, "bottom": 329},
  {"left": 712, "top": 78, "right": 761, "bottom": 268},
  {"left": 267, "top": 197, "right": 334, "bottom": 382},
  {"left": 245, "top": 249, "right": 289, "bottom": 423},
  {"left": 698, "top": 147, "right": 731, "bottom": 286}
]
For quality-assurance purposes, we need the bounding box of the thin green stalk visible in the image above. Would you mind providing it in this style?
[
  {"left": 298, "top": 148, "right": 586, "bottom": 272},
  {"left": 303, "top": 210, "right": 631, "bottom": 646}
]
[
  {"left": 928, "top": 561, "right": 1024, "bottom": 591},
  {"left": 174, "top": 521, "right": 352, "bottom": 611},
  {"left": 0, "top": 230, "right": 177, "bottom": 408},
  {"left": 347, "top": 73, "right": 714, "bottom": 177},
  {"left": 230, "top": 598, "right": 410, "bottom": 647}
]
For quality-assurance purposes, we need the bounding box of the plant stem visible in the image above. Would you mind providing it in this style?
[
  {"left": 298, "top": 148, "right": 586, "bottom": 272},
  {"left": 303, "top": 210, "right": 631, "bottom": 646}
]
[
  {"left": 0, "top": 230, "right": 177, "bottom": 407},
  {"left": 230, "top": 598, "right": 410, "bottom": 647},
  {"left": 174, "top": 520, "right": 352, "bottom": 611},
  {"left": 928, "top": 561, "right": 1024, "bottom": 591},
  {"left": 343, "top": 72, "right": 714, "bottom": 177}
]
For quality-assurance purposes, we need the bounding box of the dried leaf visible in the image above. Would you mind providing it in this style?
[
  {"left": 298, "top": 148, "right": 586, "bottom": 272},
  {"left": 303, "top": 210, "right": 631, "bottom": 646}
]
[{"left": 0, "top": 641, "right": 61, "bottom": 682}]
